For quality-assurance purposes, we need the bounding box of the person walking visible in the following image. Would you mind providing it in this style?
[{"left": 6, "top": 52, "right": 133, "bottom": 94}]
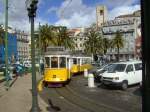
[{"left": 40, "top": 58, "right": 44, "bottom": 75}]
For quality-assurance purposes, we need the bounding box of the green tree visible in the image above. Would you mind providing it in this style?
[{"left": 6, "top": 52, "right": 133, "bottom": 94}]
[
  {"left": 84, "top": 27, "right": 103, "bottom": 57},
  {"left": 112, "top": 31, "right": 124, "bottom": 61},
  {"left": 102, "top": 38, "right": 110, "bottom": 55},
  {"left": 54, "top": 26, "right": 75, "bottom": 50},
  {"left": 39, "top": 25, "right": 75, "bottom": 52},
  {"left": 39, "top": 24, "right": 55, "bottom": 52}
]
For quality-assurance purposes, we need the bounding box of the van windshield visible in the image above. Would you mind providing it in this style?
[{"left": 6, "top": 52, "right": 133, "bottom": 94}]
[{"left": 108, "top": 64, "right": 126, "bottom": 73}]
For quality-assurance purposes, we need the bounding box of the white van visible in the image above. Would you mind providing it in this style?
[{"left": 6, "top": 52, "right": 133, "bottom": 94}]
[{"left": 101, "top": 61, "right": 142, "bottom": 90}]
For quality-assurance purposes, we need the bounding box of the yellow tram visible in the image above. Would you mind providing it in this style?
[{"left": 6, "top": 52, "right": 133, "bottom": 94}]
[
  {"left": 43, "top": 47, "right": 71, "bottom": 86},
  {"left": 70, "top": 56, "right": 93, "bottom": 74},
  {"left": 43, "top": 46, "right": 93, "bottom": 87}
]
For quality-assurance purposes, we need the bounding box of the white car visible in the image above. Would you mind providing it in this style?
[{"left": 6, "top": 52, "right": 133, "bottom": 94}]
[
  {"left": 94, "top": 63, "right": 113, "bottom": 82},
  {"left": 101, "top": 61, "right": 142, "bottom": 90},
  {"left": 23, "top": 61, "right": 32, "bottom": 68}
]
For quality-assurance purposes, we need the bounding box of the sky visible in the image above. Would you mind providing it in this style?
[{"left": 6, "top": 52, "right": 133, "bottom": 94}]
[{"left": 0, "top": 0, "right": 140, "bottom": 33}]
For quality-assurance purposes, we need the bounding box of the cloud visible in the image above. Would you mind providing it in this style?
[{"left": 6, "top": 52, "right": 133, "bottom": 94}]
[
  {"left": 47, "top": 6, "right": 58, "bottom": 14},
  {"left": 55, "top": 0, "right": 96, "bottom": 28},
  {"left": 55, "top": 0, "right": 140, "bottom": 28},
  {"left": 0, "top": 0, "right": 45, "bottom": 33},
  {"left": 0, "top": 0, "right": 141, "bottom": 31},
  {"left": 0, "top": 0, "right": 29, "bottom": 32},
  {"left": 55, "top": 10, "right": 96, "bottom": 28},
  {"left": 109, "top": 4, "right": 140, "bottom": 20},
  {"left": 101, "top": 0, "right": 139, "bottom": 9}
]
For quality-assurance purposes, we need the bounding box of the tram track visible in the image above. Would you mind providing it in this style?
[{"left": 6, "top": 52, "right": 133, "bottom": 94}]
[{"left": 55, "top": 86, "right": 127, "bottom": 112}]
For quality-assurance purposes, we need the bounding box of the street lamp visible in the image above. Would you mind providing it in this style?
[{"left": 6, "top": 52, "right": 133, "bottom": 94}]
[
  {"left": 5, "top": 0, "right": 9, "bottom": 90},
  {"left": 38, "top": 22, "right": 41, "bottom": 75},
  {"left": 25, "top": 0, "right": 40, "bottom": 112}
]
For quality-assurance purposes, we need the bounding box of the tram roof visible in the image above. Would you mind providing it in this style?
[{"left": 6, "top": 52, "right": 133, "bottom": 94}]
[
  {"left": 44, "top": 51, "right": 71, "bottom": 56},
  {"left": 71, "top": 56, "right": 92, "bottom": 59},
  {"left": 70, "top": 53, "right": 92, "bottom": 58}
]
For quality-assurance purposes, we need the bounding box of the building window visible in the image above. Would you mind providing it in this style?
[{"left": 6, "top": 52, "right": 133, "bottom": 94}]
[{"left": 100, "top": 10, "right": 103, "bottom": 15}]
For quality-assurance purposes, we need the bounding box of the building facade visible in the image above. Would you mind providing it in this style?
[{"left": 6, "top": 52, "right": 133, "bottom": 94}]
[
  {"left": 0, "top": 32, "right": 17, "bottom": 64},
  {"left": 102, "top": 10, "right": 141, "bottom": 60},
  {"left": 68, "top": 28, "right": 87, "bottom": 52},
  {"left": 16, "top": 31, "right": 30, "bottom": 62}
]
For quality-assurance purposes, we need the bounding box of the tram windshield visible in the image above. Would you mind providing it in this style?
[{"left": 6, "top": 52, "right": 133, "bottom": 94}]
[
  {"left": 59, "top": 57, "right": 66, "bottom": 68},
  {"left": 51, "top": 57, "right": 58, "bottom": 68}
]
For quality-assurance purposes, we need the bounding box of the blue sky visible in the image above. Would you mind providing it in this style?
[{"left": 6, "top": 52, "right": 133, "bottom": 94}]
[{"left": 0, "top": 0, "right": 140, "bottom": 32}]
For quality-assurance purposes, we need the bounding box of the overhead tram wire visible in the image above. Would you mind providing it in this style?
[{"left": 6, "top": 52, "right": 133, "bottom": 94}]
[{"left": 60, "top": 0, "right": 72, "bottom": 19}]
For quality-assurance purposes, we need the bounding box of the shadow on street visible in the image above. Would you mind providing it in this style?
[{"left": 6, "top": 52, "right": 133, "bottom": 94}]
[{"left": 47, "top": 99, "right": 61, "bottom": 112}]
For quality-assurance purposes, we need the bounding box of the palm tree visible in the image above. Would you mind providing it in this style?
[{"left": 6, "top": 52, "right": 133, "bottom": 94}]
[
  {"left": 102, "top": 38, "right": 110, "bottom": 55},
  {"left": 84, "top": 27, "right": 103, "bottom": 58},
  {"left": 39, "top": 24, "right": 55, "bottom": 52},
  {"left": 112, "top": 31, "right": 124, "bottom": 61},
  {"left": 53, "top": 26, "right": 75, "bottom": 50}
]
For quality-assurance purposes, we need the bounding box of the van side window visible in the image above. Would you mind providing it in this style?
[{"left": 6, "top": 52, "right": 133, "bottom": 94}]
[
  {"left": 126, "top": 64, "right": 133, "bottom": 72},
  {"left": 134, "top": 63, "right": 142, "bottom": 70}
]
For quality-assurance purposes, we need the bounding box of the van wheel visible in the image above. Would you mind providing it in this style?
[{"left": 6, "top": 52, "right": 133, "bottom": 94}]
[{"left": 121, "top": 81, "right": 128, "bottom": 90}]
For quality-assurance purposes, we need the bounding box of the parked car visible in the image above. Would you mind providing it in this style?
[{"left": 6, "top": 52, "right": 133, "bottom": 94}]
[
  {"left": 101, "top": 61, "right": 142, "bottom": 90},
  {"left": 0, "top": 64, "right": 15, "bottom": 72},
  {"left": 94, "top": 63, "right": 113, "bottom": 82},
  {"left": 23, "top": 61, "right": 31, "bottom": 68}
]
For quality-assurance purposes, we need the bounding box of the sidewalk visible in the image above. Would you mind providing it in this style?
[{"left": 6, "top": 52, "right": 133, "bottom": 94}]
[{"left": 0, "top": 73, "right": 49, "bottom": 112}]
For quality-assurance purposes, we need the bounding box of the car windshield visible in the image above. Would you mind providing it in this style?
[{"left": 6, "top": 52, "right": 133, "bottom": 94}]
[
  {"left": 103, "top": 64, "right": 113, "bottom": 70},
  {"left": 107, "top": 64, "right": 126, "bottom": 73}
]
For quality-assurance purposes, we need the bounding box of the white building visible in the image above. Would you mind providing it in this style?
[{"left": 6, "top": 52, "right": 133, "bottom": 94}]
[
  {"left": 68, "top": 28, "right": 87, "bottom": 52},
  {"left": 16, "top": 31, "right": 30, "bottom": 61},
  {"left": 102, "top": 10, "right": 141, "bottom": 60}
]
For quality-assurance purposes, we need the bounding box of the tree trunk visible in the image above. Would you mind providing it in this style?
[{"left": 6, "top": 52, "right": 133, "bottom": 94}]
[{"left": 117, "top": 47, "right": 120, "bottom": 62}]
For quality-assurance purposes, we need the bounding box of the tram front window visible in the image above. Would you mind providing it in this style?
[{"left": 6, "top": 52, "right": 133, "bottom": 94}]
[
  {"left": 60, "top": 57, "right": 66, "bottom": 68},
  {"left": 51, "top": 57, "right": 58, "bottom": 68},
  {"left": 45, "top": 57, "right": 50, "bottom": 68}
]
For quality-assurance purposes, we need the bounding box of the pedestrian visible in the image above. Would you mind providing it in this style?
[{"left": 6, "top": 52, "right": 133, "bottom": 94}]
[
  {"left": 16, "top": 65, "right": 23, "bottom": 77},
  {"left": 40, "top": 58, "right": 44, "bottom": 75}
]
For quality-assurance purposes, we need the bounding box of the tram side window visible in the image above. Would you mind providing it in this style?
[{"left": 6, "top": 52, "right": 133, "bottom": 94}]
[
  {"left": 51, "top": 57, "right": 58, "bottom": 68},
  {"left": 85, "top": 58, "right": 91, "bottom": 64},
  {"left": 45, "top": 57, "right": 50, "bottom": 68},
  {"left": 60, "top": 57, "right": 66, "bottom": 68},
  {"left": 73, "top": 58, "right": 77, "bottom": 64}
]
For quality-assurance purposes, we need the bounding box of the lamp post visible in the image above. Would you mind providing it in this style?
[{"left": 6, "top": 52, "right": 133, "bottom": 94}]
[
  {"left": 25, "top": 0, "right": 40, "bottom": 112},
  {"left": 38, "top": 22, "right": 41, "bottom": 75},
  {"left": 5, "top": 0, "right": 9, "bottom": 89}
]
